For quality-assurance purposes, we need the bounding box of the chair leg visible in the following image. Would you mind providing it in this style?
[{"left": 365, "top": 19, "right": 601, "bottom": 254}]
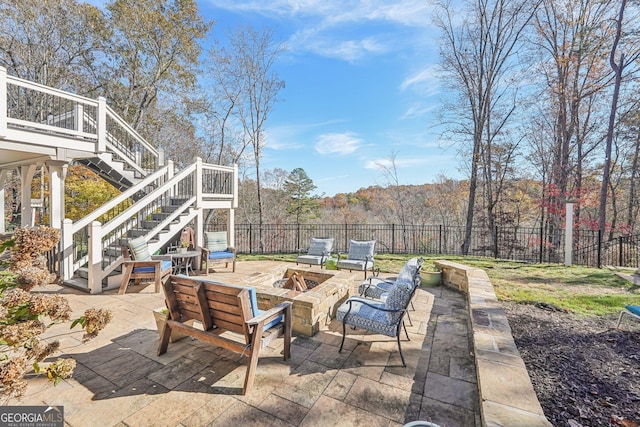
[
  {"left": 616, "top": 310, "right": 627, "bottom": 329},
  {"left": 339, "top": 320, "right": 347, "bottom": 353},
  {"left": 119, "top": 264, "right": 133, "bottom": 295},
  {"left": 154, "top": 268, "right": 161, "bottom": 293},
  {"left": 396, "top": 334, "right": 406, "bottom": 367}
]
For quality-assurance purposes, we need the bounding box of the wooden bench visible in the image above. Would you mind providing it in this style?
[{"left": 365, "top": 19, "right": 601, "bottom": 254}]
[{"left": 158, "top": 275, "right": 292, "bottom": 395}]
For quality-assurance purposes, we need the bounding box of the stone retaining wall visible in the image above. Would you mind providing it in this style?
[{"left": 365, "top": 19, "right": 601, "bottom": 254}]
[{"left": 434, "top": 260, "right": 552, "bottom": 427}]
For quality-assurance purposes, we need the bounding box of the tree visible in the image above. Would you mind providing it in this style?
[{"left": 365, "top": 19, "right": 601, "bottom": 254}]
[
  {"left": 529, "top": 0, "right": 615, "bottom": 245},
  {"left": 227, "top": 26, "right": 285, "bottom": 252},
  {"left": 598, "top": 0, "right": 630, "bottom": 236},
  {"left": 434, "top": 0, "right": 538, "bottom": 255},
  {"left": 64, "top": 165, "right": 124, "bottom": 221},
  {"left": 0, "top": 0, "right": 104, "bottom": 89},
  {"left": 102, "top": 0, "right": 210, "bottom": 131},
  {"left": 285, "top": 168, "right": 320, "bottom": 225}
]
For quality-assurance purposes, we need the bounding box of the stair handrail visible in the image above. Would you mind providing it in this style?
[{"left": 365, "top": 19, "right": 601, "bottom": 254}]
[
  {"left": 100, "top": 162, "right": 196, "bottom": 237},
  {"left": 104, "top": 104, "right": 161, "bottom": 171},
  {"left": 71, "top": 163, "right": 173, "bottom": 233}
]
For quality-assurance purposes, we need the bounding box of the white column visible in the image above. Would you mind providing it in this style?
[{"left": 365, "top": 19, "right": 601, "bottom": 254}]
[
  {"left": 228, "top": 208, "right": 235, "bottom": 248},
  {"left": 87, "top": 221, "right": 103, "bottom": 294},
  {"left": 565, "top": 202, "right": 574, "bottom": 267},
  {"left": 195, "top": 157, "right": 203, "bottom": 209},
  {"left": 20, "top": 164, "right": 37, "bottom": 227},
  {"left": 0, "top": 170, "right": 7, "bottom": 233},
  {"left": 46, "top": 162, "right": 67, "bottom": 230},
  {"left": 97, "top": 96, "right": 107, "bottom": 153},
  {"left": 0, "top": 67, "right": 7, "bottom": 138},
  {"left": 61, "top": 219, "right": 74, "bottom": 281}
]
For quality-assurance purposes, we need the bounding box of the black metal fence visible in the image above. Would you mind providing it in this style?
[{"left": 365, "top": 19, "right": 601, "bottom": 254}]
[{"left": 205, "top": 223, "right": 640, "bottom": 269}]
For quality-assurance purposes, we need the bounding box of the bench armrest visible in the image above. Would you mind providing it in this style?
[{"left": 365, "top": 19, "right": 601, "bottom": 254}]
[{"left": 247, "top": 302, "right": 292, "bottom": 327}]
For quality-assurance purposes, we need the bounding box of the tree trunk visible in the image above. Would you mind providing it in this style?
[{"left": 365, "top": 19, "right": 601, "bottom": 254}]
[{"left": 598, "top": 0, "right": 627, "bottom": 234}]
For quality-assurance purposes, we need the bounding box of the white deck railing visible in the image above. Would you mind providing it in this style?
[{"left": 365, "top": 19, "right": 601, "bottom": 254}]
[{"left": 0, "top": 67, "right": 238, "bottom": 293}]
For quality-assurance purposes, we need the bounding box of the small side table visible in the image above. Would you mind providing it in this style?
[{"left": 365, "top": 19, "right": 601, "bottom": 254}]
[{"left": 168, "top": 250, "right": 200, "bottom": 276}]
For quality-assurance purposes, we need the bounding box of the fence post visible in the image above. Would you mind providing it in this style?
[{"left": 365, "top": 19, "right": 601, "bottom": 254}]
[
  {"left": 344, "top": 223, "right": 348, "bottom": 251},
  {"left": 597, "top": 229, "right": 602, "bottom": 268},
  {"left": 249, "top": 223, "right": 253, "bottom": 254},
  {"left": 494, "top": 226, "right": 499, "bottom": 259},
  {"left": 391, "top": 224, "right": 396, "bottom": 254},
  {"left": 619, "top": 236, "right": 623, "bottom": 266},
  {"left": 539, "top": 226, "right": 544, "bottom": 263},
  {"left": 439, "top": 225, "right": 442, "bottom": 254}
]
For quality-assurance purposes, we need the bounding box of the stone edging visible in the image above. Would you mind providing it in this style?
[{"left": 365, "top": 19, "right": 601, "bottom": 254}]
[{"left": 434, "top": 260, "right": 552, "bottom": 427}]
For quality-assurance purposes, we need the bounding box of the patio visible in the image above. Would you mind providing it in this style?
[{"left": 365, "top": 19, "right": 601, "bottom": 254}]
[{"left": 9, "top": 261, "right": 480, "bottom": 427}]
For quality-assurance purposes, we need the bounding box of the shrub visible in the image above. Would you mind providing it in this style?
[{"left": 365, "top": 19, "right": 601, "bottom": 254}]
[{"left": 0, "top": 227, "right": 112, "bottom": 400}]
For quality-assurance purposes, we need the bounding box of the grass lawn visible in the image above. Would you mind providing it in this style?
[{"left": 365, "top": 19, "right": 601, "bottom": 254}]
[{"left": 239, "top": 253, "right": 640, "bottom": 316}]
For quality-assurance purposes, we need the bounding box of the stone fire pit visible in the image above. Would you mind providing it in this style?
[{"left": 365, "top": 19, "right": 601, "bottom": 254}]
[{"left": 242, "top": 266, "right": 357, "bottom": 336}]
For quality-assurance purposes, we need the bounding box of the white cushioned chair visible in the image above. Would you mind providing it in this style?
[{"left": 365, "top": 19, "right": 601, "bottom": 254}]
[
  {"left": 296, "top": 237, "right": 334, "bottom": 268},
  {"left": 337, "top": 240, "right": 376, "bottom": 278}
]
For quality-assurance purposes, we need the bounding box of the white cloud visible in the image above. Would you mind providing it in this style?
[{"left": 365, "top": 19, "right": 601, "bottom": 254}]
[
  {"left": 206, "top": 0, "right": 432, "bottom": 26},
  {"left": 401, "top": 103, "right": 436, "bottom": 120},
  {"left": 400, "top": 66, "right": 442, "bottom": 95},
  {"left": 299, "top": 36, "right": 390, "bottom": 62},
  {"left": 206, "top": 0, "right": 434, "bottom": 61},
  {"left": 364, "top": 156, "right": 429, "bottom": 170},
  {"left": 315, "top": 132, "right": 362, "bottom": 155}
]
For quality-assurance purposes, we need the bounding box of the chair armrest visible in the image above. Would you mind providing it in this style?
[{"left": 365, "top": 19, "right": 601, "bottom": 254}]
[
  {"left": 344, "top": 297, "right": 405, "bottom": 314},
  {"left": 227, "top": 247, "right": 236, "bottom": 254},
  {"left": 337, "top": 252, "right": 344, "bottom": 261},
  {"left": 151, "top": 255, "right": 172, "bottom": 261},
  {"left": 123, "top": 260, "right": 161, "bottom": 267},
  {"left": 359, "top": 279, "right": 393, "bottom": 296},
  {"left": 199, "top": 246, "right": 209, "bottom": 257},
  {"left": 247, "top": 302, "right": 292, "bottom": 327},
  {"left": 298, "top": 247, "right": 310, "bottom": 255}
]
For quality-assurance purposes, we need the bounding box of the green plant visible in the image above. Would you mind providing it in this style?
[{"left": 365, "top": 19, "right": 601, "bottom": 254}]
[{"left": 0, "top": 227, "right": 112, "bottom": 400}]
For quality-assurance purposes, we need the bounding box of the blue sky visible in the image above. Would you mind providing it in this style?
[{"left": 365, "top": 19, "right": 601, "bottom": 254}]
[{"left": 198, "top": 1, "right": 461, "bottom": 196}]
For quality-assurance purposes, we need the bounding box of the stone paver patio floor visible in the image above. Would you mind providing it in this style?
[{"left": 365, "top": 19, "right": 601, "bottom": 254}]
[{"left": 9, "top": 261, "right": 480, "bottom": 427}]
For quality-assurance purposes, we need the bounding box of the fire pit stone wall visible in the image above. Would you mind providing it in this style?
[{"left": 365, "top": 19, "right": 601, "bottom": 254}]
[{"left": 243, "top": 265, "right": 358, "bottom": 336}]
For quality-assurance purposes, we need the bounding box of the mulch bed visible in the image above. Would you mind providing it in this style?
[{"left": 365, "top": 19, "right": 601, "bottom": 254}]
[{"left": 503, "top": 302, "right": 640, "bottom": 427}]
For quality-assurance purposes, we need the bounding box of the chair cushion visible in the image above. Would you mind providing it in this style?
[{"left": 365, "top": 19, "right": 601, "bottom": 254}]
[
  {"left": 133, "top": 260, "right": 172, "bottom": 273},
  {"left": 336, "top": 297, "right": 398, "bottom": 337},
  {"left": 399, "top": 258, "right": 421, "bottom": 280},
  {"left": 337, "top": 259, "right": 372, "bottom": 271},
  {"left": 129, "top": 236, "right": 151, "bottom": 261},
  {"left": 205, "top": 231, "right": 228, "bottom": 252},
  {"left": 308, "top": 238, "right": 333, "bottom": 256},
  {"left": 297, "top": 255, "right": 323, "bottom": 265},
  {"left": 208, "top": 250, "right": 234, "bottom": 260},
  {"left": 626, "top": 305, "right": 640, "bottom": 317},
  {"left": 347, "top": 240, "right": 376, "bottom": 261},
  {"left": 384, "top": 278, "right": 412, "bottom": 323}
]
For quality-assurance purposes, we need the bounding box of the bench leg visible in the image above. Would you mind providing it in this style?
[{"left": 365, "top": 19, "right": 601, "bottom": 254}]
[
  {"left": 157, "top": 320, "right": 172, "bottom": 356},
  {"left": 243, "top": 326, "right": 264, "bottom": 395},
  {"left": 119, "top": 264, "right": 133, "bottom": 295}
]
